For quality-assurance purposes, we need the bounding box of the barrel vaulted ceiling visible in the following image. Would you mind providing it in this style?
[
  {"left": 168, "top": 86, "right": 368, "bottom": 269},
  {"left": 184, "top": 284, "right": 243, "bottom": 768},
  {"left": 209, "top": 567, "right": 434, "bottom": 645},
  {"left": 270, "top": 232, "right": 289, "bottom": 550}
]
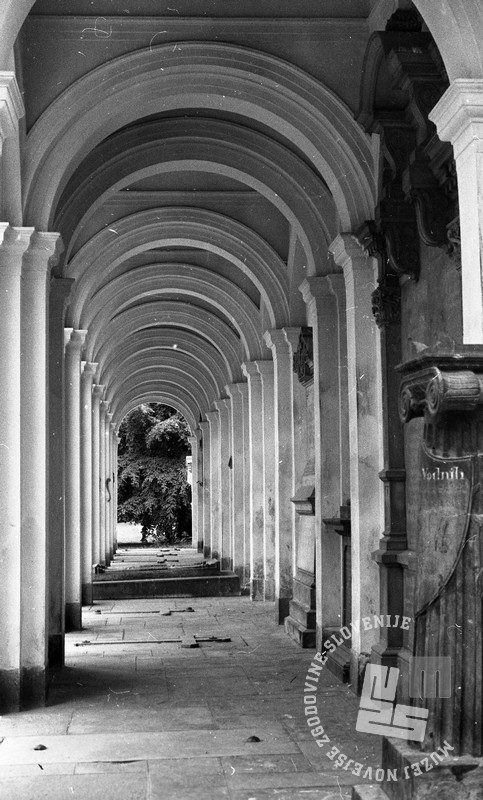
[{"left": 18, "top": 0, "right": 379, "bottom": 430}]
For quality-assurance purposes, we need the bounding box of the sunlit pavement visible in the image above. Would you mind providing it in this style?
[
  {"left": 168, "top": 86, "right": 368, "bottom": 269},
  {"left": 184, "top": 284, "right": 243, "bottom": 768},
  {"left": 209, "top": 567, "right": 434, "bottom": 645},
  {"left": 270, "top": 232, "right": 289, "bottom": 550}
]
[{"left": 0, "top": 597, "right": 382, "bottom": 799}]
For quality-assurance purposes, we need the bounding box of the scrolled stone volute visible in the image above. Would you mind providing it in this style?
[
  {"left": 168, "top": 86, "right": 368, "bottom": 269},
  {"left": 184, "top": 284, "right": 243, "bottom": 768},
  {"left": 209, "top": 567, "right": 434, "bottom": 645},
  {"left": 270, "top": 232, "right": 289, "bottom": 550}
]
[{"left": 397, "top": 350, "right": 483, "bottom": 423}]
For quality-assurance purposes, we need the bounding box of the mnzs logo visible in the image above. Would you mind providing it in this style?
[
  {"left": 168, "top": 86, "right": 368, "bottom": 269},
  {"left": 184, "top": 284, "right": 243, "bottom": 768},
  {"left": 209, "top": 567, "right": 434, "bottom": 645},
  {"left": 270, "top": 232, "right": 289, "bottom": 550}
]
[{"left": 356, "top": 665, "right": 428, "bottom": 742}]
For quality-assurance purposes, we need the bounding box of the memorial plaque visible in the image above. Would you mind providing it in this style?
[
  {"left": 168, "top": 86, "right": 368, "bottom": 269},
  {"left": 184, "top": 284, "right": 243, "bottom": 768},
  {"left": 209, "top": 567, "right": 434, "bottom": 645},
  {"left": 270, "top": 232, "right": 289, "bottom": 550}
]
[{"left": 416, "top": 445, "right": 474, "bottom": 614}]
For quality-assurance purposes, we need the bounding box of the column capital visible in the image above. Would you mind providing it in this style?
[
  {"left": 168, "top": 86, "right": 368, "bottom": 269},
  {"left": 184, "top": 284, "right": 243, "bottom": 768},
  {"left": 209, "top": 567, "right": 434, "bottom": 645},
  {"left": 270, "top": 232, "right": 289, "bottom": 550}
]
[
  {"left": 23, "top": 231, "right": 64, "bottom": 279},
  {"left": 205, "top": 410, "right": 219, "bottom": 423},
  {"left": 0, "top": 224, "right": 34, "bottom": 259},
  {"left": 255, "top": 359, "right": 274, "bottom": 377},
  {"left": 236, "top": 382, "right": 249, "bottom": 401},
  {"left": 241, "top": 361, "right": 261, "bottom": 380},
  {"left": 65, "top": 328, "right": 87, "bottom": 353},
  {"left": 106, "top": 412, "right": 113, "bottom": 424},
  {"left": 110, "top": 421, "right": 116, "bottom": 432},
  {"left": 81, "top": 362, "right": 98, "bottom": 380},
  {"left": 100, "top": 399, "right": 110, "bottom": 414},
  {"left": 225, "top": 382, "right": 245, "bottom": 403},
  {"left": 429, "top": 80, "right": 483, "bottom": 159},
  {"left": 215, "top": 397, "right": 231, "bottom": 413},
  {"left": 0, "top": 73, "right": 25, "bottom": 143},
  {"left": 329, "top": 233, "right": 367, "bottom": 271},
  {"left": 199, "top": 420, "right": 210, "bottom": 434},
  {"left": 264, "top": 327, "right": 300, "bottom": 355},
  {"left": 116, "top": 434, "right": 122, "bottom": 445},
  {"left": 92, "top": 384, "right": 105, "bottom": 400}
]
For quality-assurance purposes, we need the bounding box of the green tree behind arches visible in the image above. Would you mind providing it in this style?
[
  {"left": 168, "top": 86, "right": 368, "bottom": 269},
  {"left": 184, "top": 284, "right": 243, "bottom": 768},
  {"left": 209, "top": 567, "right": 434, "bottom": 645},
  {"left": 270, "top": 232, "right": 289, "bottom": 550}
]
[{"left": 117, "top": 403, "right": 192, "bottom": 543}]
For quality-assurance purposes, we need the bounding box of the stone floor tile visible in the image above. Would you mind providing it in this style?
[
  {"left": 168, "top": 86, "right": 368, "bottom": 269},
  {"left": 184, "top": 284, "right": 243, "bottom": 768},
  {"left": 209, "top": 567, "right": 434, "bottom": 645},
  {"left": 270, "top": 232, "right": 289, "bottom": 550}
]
[
  {"left": 74, "top": 759, "right": 148, "bottom": 773},
  {"left": 0, "top": 727, "right": 299, "bottom": 765},
  {"left": 0, "top": 773, "right": 147, "bottom": 800},
  {"left": 0, "top": 763, "right": 75, "bottom": 777},
  {"left": 220, "top": 753, "right": 313, "bottom": 774},
  {"left": 148, "top": 773, "right": 230, "bottom": 799}
]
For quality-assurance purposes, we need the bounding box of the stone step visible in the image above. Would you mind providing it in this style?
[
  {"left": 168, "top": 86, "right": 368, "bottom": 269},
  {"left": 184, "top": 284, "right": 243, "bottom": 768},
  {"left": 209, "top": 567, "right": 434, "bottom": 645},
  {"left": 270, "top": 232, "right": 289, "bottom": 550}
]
[
  {"left": 284, "top": 614, "right": 316, "bottom": 649},
  {"left": 93, "top": 564, "right": 221, "bottom": 581},
  {"left": 352, "top": 787, "right": 390, "bottom": 800},
  {"left": 288, "top": 598, "right": 316, "bottom": 629},
  {"left": 93, "top": 571, "right": 241, "bottom": 599}
]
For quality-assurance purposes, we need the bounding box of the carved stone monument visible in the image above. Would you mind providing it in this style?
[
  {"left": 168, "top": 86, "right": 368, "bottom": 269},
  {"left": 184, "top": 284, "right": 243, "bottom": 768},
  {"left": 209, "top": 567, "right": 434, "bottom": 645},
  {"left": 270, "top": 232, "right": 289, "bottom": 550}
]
[{"left": 398, "top": 347, "right": 483, "bottom": 758}]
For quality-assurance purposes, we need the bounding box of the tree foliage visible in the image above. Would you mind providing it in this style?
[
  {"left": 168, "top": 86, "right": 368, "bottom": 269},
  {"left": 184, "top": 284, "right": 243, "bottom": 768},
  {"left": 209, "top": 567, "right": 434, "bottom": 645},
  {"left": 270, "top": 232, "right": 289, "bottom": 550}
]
[{"left": 117, "top": 404, "right": 192, "bottom": 543}]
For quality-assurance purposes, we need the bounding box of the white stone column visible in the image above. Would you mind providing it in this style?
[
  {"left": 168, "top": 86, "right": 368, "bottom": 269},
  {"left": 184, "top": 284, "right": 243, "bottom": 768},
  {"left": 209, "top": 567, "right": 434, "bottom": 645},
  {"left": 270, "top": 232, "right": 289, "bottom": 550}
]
[
  {"left": 225, "top": 383, "right": 247, "bottom": 584},
  {"left": 241, "top": 362, "right": 264, "bottom": 600},
  {"left": 264, "top": 330, "right": 300, "bottom": 622},
  {"left": 99, "top": 400, "right": 108, "bottom": 565},
  {"left": 255, "top": 361, "right": 276, "bottom": 601},
  {"left": 330, "top": 234, "right": 384, "bottom": 671},
  {"left": 300, "top": 276, "right": 349, "bottom": 648},
  {"left": 48, "top": 277, "right": 73, "bottom": 667},
  {"left": 205, "top": 410, "right": 221, "bottom": 560},
  {"left": 109, "top": 421, "right": 116, "bottom": 561},
  {"left": 430, "top": 81, "right": 483, "bottom": 344},
  {"left": 104, "top": 409, "right": 113, "bottom": 564},
  {"left": 114, "top": 433, "right": 121, "bottom": 553},
  {"left": 80, "top": 362, "right": 97, "bottom": 605},
  {"left": 199, "top": 420, "right": 211, "bottom": 557},
  {"left": 64, "top": 328, "right": 87, "bottom": 631},
  {"left": 0, "top": 225, "right": 34, "bottom": 711},
  {"left": 188, "top": 430, "right": 202, "bottom": 551},
  {"left": 0, "top": 75, "right": 24, "bottom": 225},
  {"left": 215, "top": 398, "right": 232, "bottom": 570},
  {"left": 91, "top": 385, "right": 104, "bottom": 566},
  {"left": 20, "top": 231, "right": 62, "bottom": 706},
  {"left": 237, "top": 382, "right": 250, "bottom": 594}
]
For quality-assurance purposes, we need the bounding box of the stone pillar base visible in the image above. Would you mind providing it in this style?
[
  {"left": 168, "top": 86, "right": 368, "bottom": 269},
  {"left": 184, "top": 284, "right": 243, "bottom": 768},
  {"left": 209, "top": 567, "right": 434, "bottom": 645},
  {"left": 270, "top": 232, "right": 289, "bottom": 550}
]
[
  {"left": 65, "top": 602, "right": 82, "bottom": 632},
  {"left": 0, "top": 669, "right": 20, "bottom": 713},
  {"left": 276, "top": 597, "right": 290, "bottom": 624},
  {"left": 354, "top": 737, "right": 483, "bottom": 800},
  {"left": 221, "top": 555, "right": 231, "bottom": 571},
  {"left": 251, "top": 578, "right": 264, "bottom": 601},
  {"left": 48, "top": 634, "right": 64, "bottom": 668},
  {"left": 20, "top": 667, "right": 47, "bottom": 710},
  {"left": 82, "top": 582, "right": 93, "bottom": 606}
]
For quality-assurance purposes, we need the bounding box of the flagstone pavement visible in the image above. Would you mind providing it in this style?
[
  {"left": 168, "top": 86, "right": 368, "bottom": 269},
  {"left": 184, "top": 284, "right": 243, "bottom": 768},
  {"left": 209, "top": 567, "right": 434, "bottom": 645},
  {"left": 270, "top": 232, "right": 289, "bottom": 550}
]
[{"left": 0, "top": 597, "right": 383, "bottom": 799}]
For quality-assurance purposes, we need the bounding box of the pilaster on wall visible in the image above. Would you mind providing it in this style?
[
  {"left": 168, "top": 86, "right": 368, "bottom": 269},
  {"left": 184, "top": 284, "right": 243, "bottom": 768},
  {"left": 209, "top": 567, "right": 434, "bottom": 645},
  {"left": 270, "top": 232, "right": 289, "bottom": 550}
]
[
  {"left": 430, "top": 80, "right": 483, "bottom": 344},
  {"left": 241, "top": 362, "right": 264, "bottom": 600},
  {"left": 255, "top": 361, "right": 276, "bottom": 601},
  {"left": 48, "top": 277, "right": 74, "bottom": 668},
  {"left": 205, "top": 410, "right": 221, "bottom": 560},
  {"left": 198, "top": 421, "right": 211, "bottom": 558},
  {"left": 237, "top": 382, "right": 250, "bottom": 592},
  {"left": 214, "top": 398, "right": 232, "bottom": 570},
  {"left": 20, "top": 231, "right": 62, "bottom": 707},
  {"left": 99, "top": 400, "right": 109, "bottom": 567},
  {"left": 188, "top": 429, "right": 202, "bottom": 552},
  {"left": 225, "top": 383, "right": 247, "bottom": 585},
  {"left": 329, "top": 235, "right": 384, "bottom": 684},
  {"left": 80, "top": 363, "right": 97, "bottom": 606},
  {"left": 105, "top": 412, "right": 114, "bottom": 564},
  {"left": 64, "top": 328, "right": 87, "bottom": 633},
  {"left": 91, "top": 385, "right": 105, "bottom": 566},
  {"left": 264, "top": 328, "right": 300, "bottom": 623},
  {"left": 300, "top": 276, "right": 349, "bottom": 651}
]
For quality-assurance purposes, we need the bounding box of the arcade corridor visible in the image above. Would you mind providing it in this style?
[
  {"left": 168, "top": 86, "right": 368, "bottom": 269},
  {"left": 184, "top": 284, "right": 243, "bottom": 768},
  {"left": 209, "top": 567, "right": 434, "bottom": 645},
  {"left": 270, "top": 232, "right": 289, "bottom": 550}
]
[
  {"left": 1, "top": 1, "right": 483, "bottom": 798},
  {"left": 0, "top": 595, "right": 381, "bottom": 800}
]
